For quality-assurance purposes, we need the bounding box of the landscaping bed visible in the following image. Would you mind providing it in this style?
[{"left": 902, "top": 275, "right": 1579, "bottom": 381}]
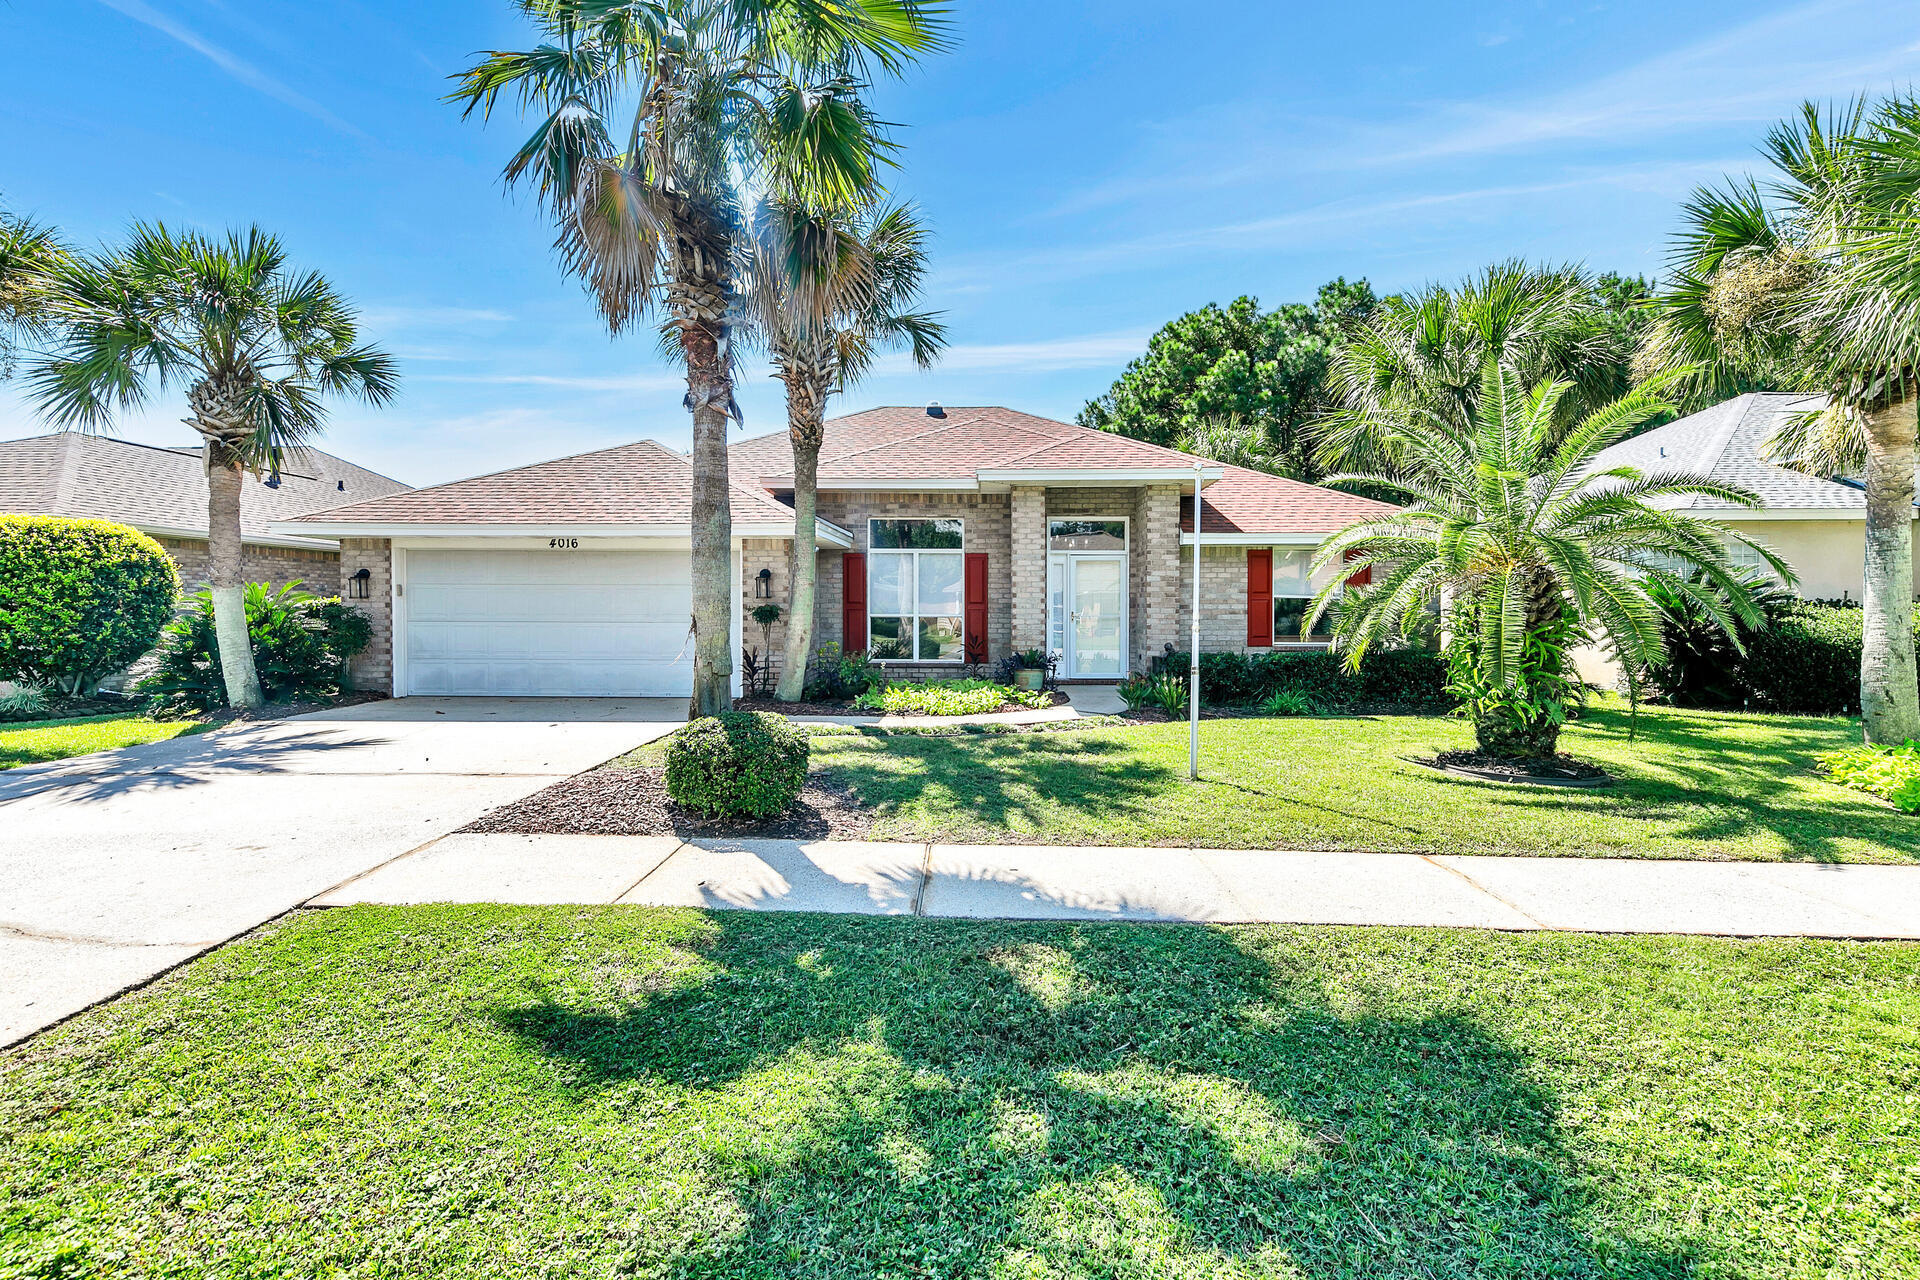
[
  {"left": 4, "top": 907, "right": 1915, "bottom": 1278},
  {"left": 463, "top": 763, "right": 873, "bottom": 839},
  {"left": 736, "top": 682, "right": 1067, "bottom": 718},
  {"left": 1419, "top": 749, "right": 1612, "bottom": 787}
]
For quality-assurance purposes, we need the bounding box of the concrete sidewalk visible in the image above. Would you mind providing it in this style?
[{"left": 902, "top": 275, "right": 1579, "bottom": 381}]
[{"left": 313, "top": 835, "right": 1920, "bottom": 940}]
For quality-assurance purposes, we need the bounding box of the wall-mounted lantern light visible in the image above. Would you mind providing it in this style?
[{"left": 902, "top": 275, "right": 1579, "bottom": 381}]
[
  {"left": 348, "top": 567, "right": 372, "bottom": 600},
  {"left": 264, "top": 469, "right": 281, "bottom": 489},
  {"left": 754, "top": 567, "right": 773, "bottom": 599}
]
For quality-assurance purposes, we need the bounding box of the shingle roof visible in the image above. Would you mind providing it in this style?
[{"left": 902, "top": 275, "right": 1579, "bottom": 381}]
[
  {"left": 1588, "top": 392, "right": 1872, "bottom": 512},
  {"left": 729, "top": 404, "right": 1215, "bottom": 484},
  {"left": 1181, "top": 463, "right": 1400, "bottom": 536},
  {"left": 0, "top": 432, "right": 410, "bottom": 545},
  {"left": 287, "top": 438, "right": 798, "bottom": 527}
]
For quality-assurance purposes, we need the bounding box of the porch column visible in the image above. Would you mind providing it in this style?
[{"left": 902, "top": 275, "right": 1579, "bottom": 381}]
[
  {"left": 1010, "top": 484, "right": 1047, "bottom": 652},
  {"left": 1135, "top": 483, "right": 1182, "bottom": 662}
]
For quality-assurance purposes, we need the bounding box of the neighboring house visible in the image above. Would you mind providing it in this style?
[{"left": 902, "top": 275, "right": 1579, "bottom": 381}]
[
  {"left": 274, "top": 405, "right": 1395, "bottom": 699},
  {"left": 1590, "top": 391, "right": 1918, "bottom": 601},
  {"left": 0, "top": 431, "right": 411, "bottom": 593}
]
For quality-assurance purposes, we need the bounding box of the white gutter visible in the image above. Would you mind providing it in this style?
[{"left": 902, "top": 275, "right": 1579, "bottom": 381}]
[
  {"left": 137, "top": 522, "right": 339, "bottom": 552},
  {"left": 1179, "top": 531, "right": 1325, "bottom": 546},
  {"left": 266, "top": 519, "right": 848, "bottom": 545}
]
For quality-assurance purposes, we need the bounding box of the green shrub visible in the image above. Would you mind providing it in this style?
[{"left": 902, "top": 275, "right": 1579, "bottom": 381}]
[
  {"left": 852, "top": 678, "right": 1047, "bottom": 716},
  {"left": 801, "top": 643, "right": 880, "bottom": 700},
  {"left": 0, "top": 515, "right": 179, "bottom": 696},
  {"left": 1150, "top": 646, "right": 1448, "bottom": 710},
  {"left": 1651, "top": 595, "right": 1920, "bottom": 716},
  {"left": 1116, "top": 671, "right": 1190, "bottom": 716},
  {"left": 1819, "top": 740, "right": 1920, "bottom": 813},
  {"left": 139, "top": 582, "right": 372, "bottom": 713},
  {"left": 0, "top": 685, "right": 51, "bottom": 721},
  {"left": 665, "top": 711, "right": 810, "bottom": 819},
  {"left": 1259, "top": 688, "right": 1320, "bottom": 716}
]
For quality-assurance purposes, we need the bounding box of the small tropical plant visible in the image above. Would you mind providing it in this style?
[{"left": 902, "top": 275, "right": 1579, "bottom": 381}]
[
  {"left": 1311, "top": 363, "right": 1789, "bottom": 760},
  {"left": 750, "top": 602, "right": 783, "bottom": 695},
  {"left": 801, "top": 642, "right": 880, "bottom": 701},
  {"left": 1258, "top": 688, "right": 1320, "bottom": 717},
  {"left": 0, "top": 686, "right": 51, "bottom": 721},
  {"left": 1819, "top": 740, "right": 1920, "bottom": 813},
  {"left": 852, "top": 678, "right": 1047, "bottom": 716},
  {"left": 1116, "top": 672, "right": 1191, "bottom": 718},
  {"left": 1644, "top": 568, "right": 1794, "bottom": 707},
  {"left": 140, "top": 582, "right": 371, "bottom": 714}
]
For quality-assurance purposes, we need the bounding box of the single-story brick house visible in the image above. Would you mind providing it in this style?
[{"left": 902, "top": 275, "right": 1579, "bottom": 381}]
[
  {"left": 274, "top": 405, "right": 1394, "bottom": 698},
  {"left": 0, "top": 431, "right": 411, "bottom": 591}
]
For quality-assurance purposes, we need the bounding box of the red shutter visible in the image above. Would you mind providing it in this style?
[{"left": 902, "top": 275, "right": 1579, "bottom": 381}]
[
  {"left": 1344, "top": 548, "right": 1372, "bottom": 589},
  {"left": 1246, "top": 549, "right": 1273, "bottom": 647},
  {"left": 964, "top": 552, "right": 989, "bottom": 664},
  {"left": 842, "top": 552, "right": 867, "bottom": 652}
]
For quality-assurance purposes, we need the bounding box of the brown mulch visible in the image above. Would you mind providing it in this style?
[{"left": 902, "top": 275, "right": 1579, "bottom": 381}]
[
  {"left": 198, "top": 691, "right": 390, "bottom": 726},
  {"left": 460, "top": 765, "right": 875, "bottom": 840},
  {"left": 1423, "top": 749, "right": 1611, "bottom": 784}
]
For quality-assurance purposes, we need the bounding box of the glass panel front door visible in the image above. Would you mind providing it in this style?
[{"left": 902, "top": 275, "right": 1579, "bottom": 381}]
[{"left": 1069, "top": 557, "right": 1125, "bottom": 677}]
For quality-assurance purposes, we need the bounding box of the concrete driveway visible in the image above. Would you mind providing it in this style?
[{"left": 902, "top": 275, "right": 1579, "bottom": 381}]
[{"left": 0, "top": 697, "right": 683, "bottom": 1046}]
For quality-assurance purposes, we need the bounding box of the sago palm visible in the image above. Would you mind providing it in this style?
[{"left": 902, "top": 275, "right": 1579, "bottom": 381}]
[
  {"left": 1317, "top": 260, "right": 1637, "bottom": 481},
  {"left": 1310, "top": 363, "right": 1787, "bottom": 760},
  {"left": 744, "top": 200, "right": 945, "bottom": 700},
  {"left": 450, "top": 0, "right": 947, "bottom": 717},
  {"left": 27, "top": 224, "right": 397, "bottom": 708},
  {"left": 1639, "top": 96, "right": 1920, "bottom": 743}
]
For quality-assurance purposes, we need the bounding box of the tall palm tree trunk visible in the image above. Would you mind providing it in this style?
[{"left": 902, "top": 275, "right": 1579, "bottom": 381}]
[
  {"left": 1861, "top": 397, "right": 1920, "bottom": 743},
  {"left": 203, "top": 457, "right": 264, "bottom": 708},
  {"left": 775, "top": 372, "right": 826, "bottom": 702},
  {"left": 678, "top": 308, "right": 736, "bottom": 719}
]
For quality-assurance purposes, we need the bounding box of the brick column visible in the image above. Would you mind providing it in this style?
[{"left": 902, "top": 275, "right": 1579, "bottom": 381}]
[
  {"left": 1135, "top": 483, "right": 1182, "bottom": 664},
  {"left": 339, "top": 538, "right": 394, "bottom": 695},
  {"left": 1010, "top": 485, "right": 1047, "bottom": 652}
]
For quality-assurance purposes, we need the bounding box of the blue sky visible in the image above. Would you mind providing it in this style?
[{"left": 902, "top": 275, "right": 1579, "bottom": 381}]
[{"left": 4, "top": 0, "right": 1919, "bottom": 486}]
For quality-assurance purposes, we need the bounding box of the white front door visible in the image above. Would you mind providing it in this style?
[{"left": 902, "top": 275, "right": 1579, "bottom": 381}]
[
  {"left": 402, "top": 549, "right": 694, "bottom": 697},
  {"left": 1057, "top": 555, "right": 1126, "bottom": 678}
]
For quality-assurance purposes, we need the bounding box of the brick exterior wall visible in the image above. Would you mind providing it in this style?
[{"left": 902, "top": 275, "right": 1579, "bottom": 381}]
[
  {"left": 804, "top": 491, "right": 1015, "bottom": 682},
  {"left": 1009, "top": 486, "right": 1047, "bottom": 653},
  {"left": 1135, "top": 484, "right": 1182, "bottom": 665},
  {"left": 1176, "top": 543, "right": 1344, "bottom": 656},
  {"left": 740, "top": 537, "right": 792, "bottom": 693},
  {"left": 152, "top": 536, "right": 341, "bottom": 593},
  {"left": 339, "top": 538, "right": 394, "bottom": 694}
]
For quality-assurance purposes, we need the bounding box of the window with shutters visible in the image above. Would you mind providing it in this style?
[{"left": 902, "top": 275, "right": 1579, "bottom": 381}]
[
  {"left": 869, "top": 518, "right": 965, "bottom": 662},
  {"left": 1272, "top": 549, "right": 1336, "bottom": 643}
]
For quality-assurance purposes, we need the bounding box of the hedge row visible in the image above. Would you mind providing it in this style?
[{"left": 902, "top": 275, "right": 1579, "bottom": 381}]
[
  {"left": 1729, "top": 602, "right": 1918, "bottom": 716},
  {"left": 1149, "top": 646, "right": 1450, "bottom": 710}
]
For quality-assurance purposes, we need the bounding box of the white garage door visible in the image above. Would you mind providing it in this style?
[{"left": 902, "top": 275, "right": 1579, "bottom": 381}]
[{"left": 403, "top": 549, "right": 693, "bottom": 696}]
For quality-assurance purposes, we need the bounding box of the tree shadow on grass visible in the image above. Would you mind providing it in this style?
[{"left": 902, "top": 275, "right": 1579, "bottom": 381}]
[{"left": 496, "top": 916, "right": 1704, "bottom": 1278}]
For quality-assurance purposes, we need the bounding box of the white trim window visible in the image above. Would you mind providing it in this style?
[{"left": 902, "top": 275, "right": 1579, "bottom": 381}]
[
  {"left": 1273, "top": 548, "right": 1335, "bottom": 643},
  {"left": 869, "top": 517, "right": 965, "bottom": 662}
]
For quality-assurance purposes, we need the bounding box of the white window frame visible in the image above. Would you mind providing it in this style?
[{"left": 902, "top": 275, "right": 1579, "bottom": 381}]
[
  {"left": 1271, "top": 547, "right": 1336, "bottom": 647},
  {"left": 868, "top": 517, "right": 966, "bottom": 664}
]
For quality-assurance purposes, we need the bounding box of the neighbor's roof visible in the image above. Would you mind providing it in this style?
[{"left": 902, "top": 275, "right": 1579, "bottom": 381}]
[
  {"left": 283, "top": 438, "right": 802, "bottom": 530},
  {"left": 729, "top": 405, "right": 1221, "bottom": 486},
  {"left": 1182, "top": 463, "right": 1400, "bottom": 538},
  {"left": 0, "top": 432, "right": 410, "bottom": 548},
  {"left": 1588, "top": 392, "right": 1873, "bottom": 513}
]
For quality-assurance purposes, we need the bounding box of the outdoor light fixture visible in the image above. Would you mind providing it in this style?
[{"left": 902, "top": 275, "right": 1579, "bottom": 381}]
[
  {"left": 755, "top": 567, "right": 773, "bottom": 599},
  {"left": 348, "top": 567, "right": 372, "bottom": 600},
  {"left": 264, "top": 469, "right": 281, "bottom": 489}
]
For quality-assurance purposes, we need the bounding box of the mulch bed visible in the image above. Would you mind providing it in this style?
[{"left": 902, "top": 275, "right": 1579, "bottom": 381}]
[
  {"left": 1419, "top": 750, "right": 1612, "bottom": 788},
  {"left": 461, "top": 765, "right": 875, "bottom": 840},
  {"left": 199, "top": 691, "right": 391, "bottom": 725}
]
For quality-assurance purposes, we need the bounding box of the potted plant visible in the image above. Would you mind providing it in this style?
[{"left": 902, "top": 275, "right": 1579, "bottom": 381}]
[{"left": 1008, "top": 648, "right": 1050, "bottom": 693}]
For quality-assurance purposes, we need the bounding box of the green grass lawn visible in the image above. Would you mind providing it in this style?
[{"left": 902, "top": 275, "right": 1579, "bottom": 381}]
[
  {"left": 0, "top": 713, "right": 203, "bottom": 770},
  {"left": 801, "top": 702, "right": 1920, "bottom": 863},
  {"left": 3, "top": 908, "right": 1914, "bottom": 1277}
]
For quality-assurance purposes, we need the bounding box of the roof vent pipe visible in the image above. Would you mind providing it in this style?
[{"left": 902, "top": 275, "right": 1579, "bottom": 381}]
[{"left": 926, "top": 401, "right": 945, "bottom": 418}]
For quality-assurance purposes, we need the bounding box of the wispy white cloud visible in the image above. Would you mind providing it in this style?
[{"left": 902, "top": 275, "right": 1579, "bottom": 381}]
[
  {"left": 94, "top": 0, "right": 367, "bottom": 139},
  {"left": 357, "top": 305, "right": 514, "bottom": 331},
  {"left": 874, "top": 330, "right": 1154, "bottom": 376},
  {"left": 413, "top": 371, "right": 688, "bottom": 393}
]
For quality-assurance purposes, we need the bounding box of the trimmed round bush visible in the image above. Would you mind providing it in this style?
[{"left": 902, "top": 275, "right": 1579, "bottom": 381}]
[
  {"left": 665, "top": 711, "right": 810, "bottom": 820},
  {"left": 0, "top": 515, "right": 179, "bottom": 696}
]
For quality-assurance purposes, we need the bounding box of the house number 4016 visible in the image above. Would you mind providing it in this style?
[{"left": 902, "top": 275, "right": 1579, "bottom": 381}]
[{"left": 548, "top": 537, "right": 579, "bottom": 549}]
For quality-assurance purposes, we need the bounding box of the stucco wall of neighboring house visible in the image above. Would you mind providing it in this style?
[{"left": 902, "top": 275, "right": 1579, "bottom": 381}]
[
  {"left": 1727, "top": 517, "right": 1920, "bottom": 600},
  {"left": 151, "top": 536, "right": 341, "bottom": 593},
  {"left": 808, "top": 490, "right": 1014, "bottom": 681},
  {"left": 339, "top": 538, "right": 394, "bottom": 695}
]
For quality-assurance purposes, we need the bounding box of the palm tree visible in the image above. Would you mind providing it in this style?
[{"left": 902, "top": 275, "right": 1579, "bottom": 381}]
[
  {"left": 744, "top": 200, "right": 945, "bottom": 701},
  {"left": 1639, "top": 97, "right": 1920, "bottom": 744},
  {"left": 27, "top": 224, "right": 397, "bottom": 708},
  {"left": 449, "top": 0, "right": 947, "bottom": 717},
  {"left": 0, "top": 206, "right": 68, "bottom": 379},
  {"left": 1309, "top": 363, "right": 1787, "bottom": 760},
  {"left": 1316, "top": 260, "right": 1638, "bottom": 481}
]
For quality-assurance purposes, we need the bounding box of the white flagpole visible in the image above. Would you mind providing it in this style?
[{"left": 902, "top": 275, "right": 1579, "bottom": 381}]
[{"left": 1190, "top": 460, "right": 1203, "bottom": 781}]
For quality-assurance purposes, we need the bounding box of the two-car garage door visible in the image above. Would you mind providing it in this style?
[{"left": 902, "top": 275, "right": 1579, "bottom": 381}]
[{"left": 402, "top": 549, "right": 693, "bottom": 697}]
